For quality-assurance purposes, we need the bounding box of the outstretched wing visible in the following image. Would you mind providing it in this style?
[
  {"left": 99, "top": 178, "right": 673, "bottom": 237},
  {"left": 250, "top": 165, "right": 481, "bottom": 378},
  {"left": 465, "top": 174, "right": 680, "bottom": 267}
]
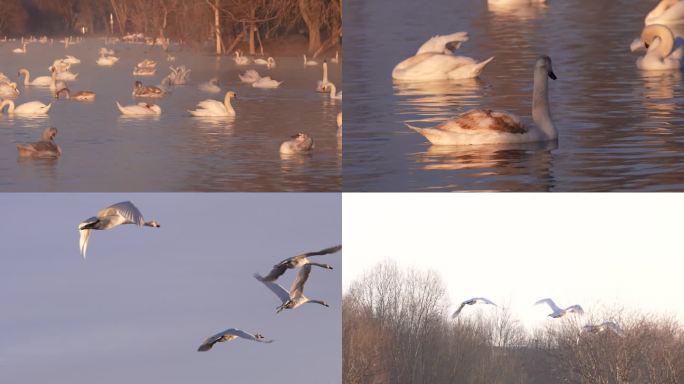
[
  {"left": 451, "top": 302, "right": 467, "bottom": 318},
  {"left": 79, "top": 228, "right": 91, "bottom": 259},
  {"left": 535, "top": 298, "right": 562, "bottom": 313},
  {"left": 197, "top": 333, "right": 224, "bottom": 351},
  {"left": 566, "top": 305, "right": 584, "bottom": 314},
  {"left": 474, "top": 297, "right": 497, "bottom": 306},
  {"left": 416, "top": 32, "right": 469, "bottom": 55},
  {"left": 300, "top": 244, "right": 342, "bottom": 258},
  {"left": 224, "top": 328, "right": 273, "bottom": 343},
  {"left": 261, "top": 264, "right": 289, "bottom": 282},
  {"left": 254, "top": 273, "right": 290, "bottom": 303},
  {"left": 97, "top": 201, "right": 145, "bottom": 225},
  {"left": 290, "top": 264, "right": 312, "bottom": 297}
]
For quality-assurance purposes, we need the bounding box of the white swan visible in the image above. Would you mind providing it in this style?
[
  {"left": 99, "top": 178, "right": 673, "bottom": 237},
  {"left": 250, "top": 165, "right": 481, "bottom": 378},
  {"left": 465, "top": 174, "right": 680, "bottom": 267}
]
[
  {"left": 199, "top": 77, "right": 221, "bottom": 93},
  {"left": 303, "top": 54, "right": 318, "bottom": 66},
  {"left": 63, "top": 55, "right": 81, "bottom": 64},
  {"left": 631, "top": 24, "right": 683, "bottom": 70},
  {"left": 12, "top": 43, "right": 27, "bottom": 54},
  {"left": 408, "top": 56, "right": 557, "bottom": 146},
  {"left": 0, "top": 99, "right": 51, "bottom": 115},
  {"left": 18, "top": 68, "right": 52, "bottom": 87},
  {"left": 97, "top": 54, "right": 119, "bottom": 66},
  {"left": 55, "top": 70, "right": 78, "bottom": 81},
  {"left": 646, "top": 0, "right": 684, "bottom": 25},
  {"left": 392, "top": 32, "right": 494, "bottom": 81},
  {"left": 254, "top": 57, "right": 276, "bottom": 68},
  {"left": 233, "top": 50, "right": 249, "bottom": 65},
  {"left": 238, "top": 69, "right": 261, "bottom": 83},
  {"left": 331, "top": 50, "right": 339, "bottom": 64},
  {"left": 337, "top": 112, "right": 342, "bottom": 137},
  {"left": 99, "top": 47, "right": 115, "bottom": 55},
  {"left": 78, "top": 201, "right": 160, "bottom": 258},
  {"left": 280, "top": 133, "right": 314, "bottom": 154},
  {"left": 116, "top": 101, "right": 161, "bottom": 115},
  {"left": 197, "top": 328, "right": 273, "bottom": 352},
  {"left": 316, "top": 61, "right": 330, "bottom": 92},
  {"left": 133, "top": 67, "right": 156, "bottom": 76},
  {"left": 189, "top": 91, "right": 236, "bottom": 117},
  {"left": 16, "top": 127, "right": 61, "bottom": 158},
  {"left": 258, "top": 245, "right": 341, "bottom": 282},
  {"left": 535, "top": 298, "right": 584, "bottom": 318},
  {"left": 0, "top": 82, "right": 19, "bottom": 97},
  {"left": 252, "top": 76, "right": 283, "bottom": 88},
  {"left": 452, "top": 297, "right": 497, "bottom": 318},
  {"left": 581, "top": 322, "right": 622, "bottom": 335},
  {"left": 323, "top": 82, "right": 342, "bottom": 99},
  {"left": 254, "top": 265, "right": 329, "bottom": 313}
]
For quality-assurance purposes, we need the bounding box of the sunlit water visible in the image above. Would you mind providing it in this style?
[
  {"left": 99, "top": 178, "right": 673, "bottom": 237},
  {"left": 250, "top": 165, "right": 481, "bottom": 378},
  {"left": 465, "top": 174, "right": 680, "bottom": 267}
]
[
  {"left": 344, "top": 0, "right": 684, "bottom": 191},
  {"left": 0, "top": 38, "right": 341, "bottom": 191}
]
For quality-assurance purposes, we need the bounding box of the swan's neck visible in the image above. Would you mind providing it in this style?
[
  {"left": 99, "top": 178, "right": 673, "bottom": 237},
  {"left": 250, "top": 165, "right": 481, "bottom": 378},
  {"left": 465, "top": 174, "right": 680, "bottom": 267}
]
[
  {"left": 224, "top": 95, "right": 235, "bottom": 114},
  {"left": 328, "top": 83, "right": 337, "bottom": 97},
  {"left": 309, "top": 262, "right": 330, "bottom": 269},
  {"left": 1, "top": 100, "right": 15, "bottom": 113},
  {"left": 642, "top": 24, "right": 675, "bottom": 58},
  {"left": 532, "top": 69, "right": 555, "bottom": 139},
  {"left": 323, "top": 62, "right": 328, "bottom": 82},
  {"left": 307, "top": 299, "right": 326, "bottom": 306},
  {"left": 20, "top": 70, "right": 29, "bottom": 85}
]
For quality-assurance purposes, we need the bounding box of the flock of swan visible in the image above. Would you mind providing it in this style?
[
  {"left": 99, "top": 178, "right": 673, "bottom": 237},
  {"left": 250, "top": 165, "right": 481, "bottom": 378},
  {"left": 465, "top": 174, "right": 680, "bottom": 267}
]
[
  {"left": 3, "top": 38, "right": 342, "bottom": 159},
  {"left": 451, "top": 296, "right": 621, "bottom": 337},
  {"left": 76, "top": 200, "right": 340, "bottom": 351},
  {"left": 402, "top": 0, "right": 684, "bottom": 146}
]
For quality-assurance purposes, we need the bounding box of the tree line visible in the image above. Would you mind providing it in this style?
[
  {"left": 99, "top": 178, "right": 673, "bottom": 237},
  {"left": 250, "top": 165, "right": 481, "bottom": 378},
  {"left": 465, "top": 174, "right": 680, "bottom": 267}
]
[
  {"left": 0, "top": 0, "right": 341, "bottom": 55},
  {"left": 343, "top": 262, "right": 684, "bottom": 384}
]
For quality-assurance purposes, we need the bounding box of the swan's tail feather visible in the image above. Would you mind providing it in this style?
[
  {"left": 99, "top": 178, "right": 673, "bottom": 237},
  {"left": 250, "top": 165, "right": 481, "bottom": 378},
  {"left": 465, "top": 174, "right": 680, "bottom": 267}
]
[
  {"left": 115, "top": 101, "right": 125, "bottom": 114},
  {"left": 406, "top": 123, "right": 448, "bottom": 145},
  {"left": 448, "top": 56, "right": 494, "bottom": 80}
]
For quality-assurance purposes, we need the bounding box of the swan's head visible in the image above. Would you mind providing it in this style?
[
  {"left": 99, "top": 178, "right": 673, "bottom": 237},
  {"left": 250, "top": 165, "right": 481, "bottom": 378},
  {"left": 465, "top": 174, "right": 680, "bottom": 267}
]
[
  {"left": 640, "top": 24, "right": 674, "bottom": 56},
  {"left": 147, "top": 220, "right": 161, "bottom": 228},
  {"left": 226, "top": 91, "right": 237, "bottom": 100},
  {"left": 536, "top": 56, "right": 556, "bottom": 80},
  {"left": 42, "top": 127, "right": 58, "bottom": 141},
  {"left": 254, "top": 334, "right": 265, "bottom": 340},
  {"left": 17, "top": 68, "right": 28, "bottom": 77}
]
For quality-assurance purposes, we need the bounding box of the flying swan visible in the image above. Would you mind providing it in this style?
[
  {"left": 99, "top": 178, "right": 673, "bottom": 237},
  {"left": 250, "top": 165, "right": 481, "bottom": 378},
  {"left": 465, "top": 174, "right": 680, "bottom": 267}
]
[
  {"left": 408, "top": 56, "right": 557, "bottom": 145},
  {"left": 535, "top": 298, "right": 584, "bottom": 318},
  {"left": 254, "top": 265, "right": 329, "bottom": 313},
  {"left": 197, "top": 328, "right": 273, "bottom": 352},
  {"left": 258, "top": 245, "right": 341, "bottom": 282},
  {"left": 452, "top": 297, "right": 497, "bottom": 318}
]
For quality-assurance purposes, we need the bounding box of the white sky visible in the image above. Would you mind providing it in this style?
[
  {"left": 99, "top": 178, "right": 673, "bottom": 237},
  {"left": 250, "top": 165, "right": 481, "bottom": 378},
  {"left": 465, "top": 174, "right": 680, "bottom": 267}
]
[{"left": 343, "top": 193, "right": 684, "bottom": 329}]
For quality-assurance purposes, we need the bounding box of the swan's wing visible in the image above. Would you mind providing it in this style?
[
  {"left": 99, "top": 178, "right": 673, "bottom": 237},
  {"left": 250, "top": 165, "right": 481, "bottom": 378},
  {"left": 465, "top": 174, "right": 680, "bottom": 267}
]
[
  {"left": 300, "top": 245, "right": 342, "bottom": 258},
  {"left": 196, "top": 99, "right": 224, "bottom": 111},
  {"left": 416, "top": 32, "right": 469, "bottom": 55},
  {"left": 439, "top": 110, "right": 526, "bottom": 134},
  {"left": 98, "top": 201, "right": 144, "bottom": 225},
  {"left": 222, "top": 328, "right": 272, "bottom": 343},
  {"left": 566, "top": 305, "right": 584, "bottom": 314},
  {"left": 474, "top": 297, "right": 497, "bottom": 306},
  {"left": 254, "top": 273, "right": 290, "bottom": 303},
  {"left": 290, "top": 264, "right": 312, "bottom": 297},
  {"left": 535, "top": 298, "right": 562, "bottom": 312},
  {"left": 261, "top": 264, "right": 289, "bottom": 282},
  {"left": 451, "top": 302, "right": 467, "bottom": 318},
  {"left": 79, "top": 228, "right": 91, "bottom": 259},
  {"left": 393, "top": 54, "right": 477, "bottom": 80}
]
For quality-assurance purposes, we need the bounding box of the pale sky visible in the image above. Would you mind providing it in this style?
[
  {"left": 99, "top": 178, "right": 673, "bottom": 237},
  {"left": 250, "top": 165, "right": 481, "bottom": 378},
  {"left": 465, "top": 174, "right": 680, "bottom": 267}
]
[
  {"left": 0, "top": 193, "right": 341, "bottom": 384},
  {"left": 343, "top": 193, "right": 684, "bottom": 329}
]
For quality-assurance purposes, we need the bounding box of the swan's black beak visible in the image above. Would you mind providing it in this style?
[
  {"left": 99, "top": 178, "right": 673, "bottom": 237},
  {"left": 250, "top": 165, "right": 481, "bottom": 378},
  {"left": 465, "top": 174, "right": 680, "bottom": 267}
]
[{"left": 548, "top": 71, "right": 557, "bottom": 80}]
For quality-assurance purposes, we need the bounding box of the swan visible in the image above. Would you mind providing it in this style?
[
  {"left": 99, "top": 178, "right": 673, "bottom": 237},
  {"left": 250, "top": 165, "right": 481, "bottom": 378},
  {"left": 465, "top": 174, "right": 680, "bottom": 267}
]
[
  {"left": 133, "top": 67, "right": 156, "bottom": 76},
  {"left": 535, "top": 298, "right": 584, "bottom": 318},
  {"left": 258, "top": 245, "right": 341, "bottom": 282},
  {"left": 189, "top": 91, "right": 236, "bottom": 117},
  {"left": 323, "top": 82, "right": 342, "bottom": 99},
  {"left": 581, "top": 322, "right": 622, "bottom": 335},
  {"left": 331, "top": 50, "right": 339, "bottom": 64},
  {"left": 233, "top": 50, "right": 249, "bottom": 65},
  {"left": 56, "top": 87, "right": 95, "bottom": 101},
  {"left": 0, "top": 82, "right": 19, "bottom": 97},
  {"left": 96, "top": 54, "right": 119, "bottom": 66},
  {"left": 78, "top": 201, "right": 160, "bottom": 258},
  {"left": 254, "top": 265, "right": 329, "bottom": 313},
  {"left": 408, "top": 56, "right": 557, "bottom": 146},
  {"left": 18, "top": 68, "right": 52, "bottom": 87},
  {"left": 136, "top": 59, "right": 157, "bottom": 69},
  {"left": 199, "top": 77, "right": 221, "bottom": 93},
  {"left": 63, "top": 55, "right": 81, "bottom": 64},
  {"left": 116, "top": 101, "right": 161, "bottom": 115},
  {"left": 646, "top": 0, "right": 684, "bottom": 25},
  {"left": 165, "top": 65, "right": 191, "bottom": 85},
  {"left": 337, "top": 112, "right": 342, "bottom": 137},
  {"left": 254, "top": 57, "right": 276, "bottom": 68},
  {"left": 392, "top": 32, "right": 494, "bottom": 80},
  {"left": 280, "top": 133, "right": 314, "bottom": 155},
  {"left": 16, "top": 127, "right": 61, "bottom": 158},
  {"left": 0, "top": 99, "right": 51, "bottom": 115},
  {"left": 451, "top": 297, "right": 497, "bottom": 318},
  {"left": 631, "top": 24, "right": 683, "bottom": 70},
  {"left": 239, "top": 69, "right": 261, "bottom": 83},
  {"left": 252, "top": 76, "right": 283, "bottom": 88},
  {"left": 132, "top": 81, "right": 164, "bottom": 98},
  {"left": 52, "top": 59, "right": 71, "bottom": 73},
  {"left": 316, "top": 61, "right": 330, "bottom": 92},
  {"left": 12, "top": 43, "right": 27, "bottom": 53},
  {"left": 55, "top": 70, "right": 78, "bottom": 81},
  {"left": 303, "top": 54, "right": 318, "bottom": 66},
  {"left": 99, "top": 47, "right": 115, "bottom": 55},
  {"left": 197, "top": 328, "right": 273, "bottom": 352}
]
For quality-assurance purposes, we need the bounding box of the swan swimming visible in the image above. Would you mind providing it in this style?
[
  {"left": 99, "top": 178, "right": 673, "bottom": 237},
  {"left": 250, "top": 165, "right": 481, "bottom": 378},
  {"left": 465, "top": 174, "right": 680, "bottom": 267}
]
[
  {"left": 239, "top": 69, "right": 261, "bottom": 83},
  {"left": 18, "top": 68, "right": 52, "bottom": 87},
  {"left": 337, "top": 112, "right": 342, "bottom": 137},
  {"left": 316, "top": 61, "right": 330, "bottom": 92},
  {"left": 303, "top": 54, "right": 318, "bottom": 66},
  {"left": 16, "top": 127, "right": 61, "bottom": 158},
  {"left": 233, "top": 50, "right": 250, "bottom": 65},
  {"left": 254, "top": 57, "right": 276, "bottom": 68},
  {"left": 197, "top": 328, "right": 273, "bottom": 352},
  {"left": 189, "top": 91, "right": 236, "bottom": 117},
  {"left": 631, "top": 24, "right": 683, "bottom": 70},
  {"left": 12, "top": 43, "right": 27, "bottom": 54},
  {"left": 56, "top": 87, "right": 95, "bottom": 101},
  {"left": 323, "top": 82, "right": 342, "bottom": 100},
  {"left": 258, "top": 245, "right": 341, "bottom": 282},
  {"left": 96, "top": 54, "right": 119, "bottom": 66},
  {"left": 198, "top": 77, "right": 221, "bottom": 93},
  {"left": 392, "top": 32, "right": 494, "bottom": 81},
  {"left": 646, "top": 0, "right": 684, "bottom": 25},
  {"left": 132, "top": 81, "right": 165, "bottom": 98},
  {"left": 280, "top": 133, "right": 314, "bottom": 155},
  {"left": 409, "top": 56, "right": 557, "bottom": 146},
  {"left": 116, "top": 102, "right": 161, "bottom": 115},
  {"left": 78, "top": 201, "right": 160, "bottom": 258},
  {"left": 0, "top": 99, "right": 52, "bottom": 115},
  {"left": 0, "top": 82, "right": 19, "bottom": 97},
  {"left": 535, "top": 298, "right": 584, "bottom": 318},
  {"left": 252, "top": 76, "right": 283, "bottom": 88}
]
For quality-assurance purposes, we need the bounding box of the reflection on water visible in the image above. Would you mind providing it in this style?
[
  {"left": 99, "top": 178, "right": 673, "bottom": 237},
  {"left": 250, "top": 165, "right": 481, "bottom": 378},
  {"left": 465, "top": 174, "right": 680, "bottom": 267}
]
[
  {"left": 0, "top": 39, "right": 341, "bottom": 191},
  {"left": 344, "top": 0, "right": 684, "bottom": 191}
]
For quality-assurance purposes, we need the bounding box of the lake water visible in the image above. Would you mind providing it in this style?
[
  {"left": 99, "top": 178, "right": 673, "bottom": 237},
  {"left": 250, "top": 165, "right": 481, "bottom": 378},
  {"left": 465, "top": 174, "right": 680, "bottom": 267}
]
[
  {"left": 0, "top": 39, "right": 341, "bottom": 191},
  {"left": 343, "top": 0, "right": 684, "bottom": 191}
]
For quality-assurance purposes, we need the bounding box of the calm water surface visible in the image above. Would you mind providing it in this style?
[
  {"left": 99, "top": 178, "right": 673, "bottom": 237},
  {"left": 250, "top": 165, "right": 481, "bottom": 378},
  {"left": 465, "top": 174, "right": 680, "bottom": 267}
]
[
  {"left": 344, "top": 0, "right": 684, "bottom": 191},
  {"left": 0, "top": 39, "right": 341, "bottom": 191}
]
